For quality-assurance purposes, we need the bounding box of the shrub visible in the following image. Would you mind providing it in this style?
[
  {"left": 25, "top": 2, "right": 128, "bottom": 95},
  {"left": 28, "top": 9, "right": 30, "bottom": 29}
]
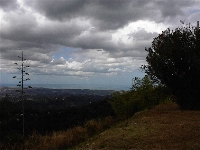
[
  {"left": 110, "top": 76, "right": 172, "bottom": 119},
  {"left": 143, "top": 23, "right": 200, "bottom": 110}
]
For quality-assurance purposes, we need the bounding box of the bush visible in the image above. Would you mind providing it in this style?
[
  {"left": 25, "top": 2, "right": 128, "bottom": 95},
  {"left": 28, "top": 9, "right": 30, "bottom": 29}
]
[
  {"left": 110, "top": 76, "right": 172, "bottom": 119},
  {"left": 143, "top": 23, "right": 200, "bottom": 110}
]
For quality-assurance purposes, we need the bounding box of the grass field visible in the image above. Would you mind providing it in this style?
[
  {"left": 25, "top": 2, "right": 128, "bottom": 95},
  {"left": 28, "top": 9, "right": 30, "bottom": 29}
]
[{"left": 74, "top": 103, "right": 200, "bottom": 150}]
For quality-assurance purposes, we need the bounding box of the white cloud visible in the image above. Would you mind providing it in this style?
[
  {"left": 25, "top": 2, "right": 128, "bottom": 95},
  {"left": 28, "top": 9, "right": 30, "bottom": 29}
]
[
  {"left": 0, "top": 0, "right": 200, "bottom": 87},
  {"left": 108, "top": 68, "right": 122, "bottom": 72}
]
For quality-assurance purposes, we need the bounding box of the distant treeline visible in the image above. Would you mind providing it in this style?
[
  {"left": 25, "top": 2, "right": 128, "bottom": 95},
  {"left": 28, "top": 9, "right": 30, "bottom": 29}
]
[{"left": 0, "top": 98, "right": 115, "bottom": 141}]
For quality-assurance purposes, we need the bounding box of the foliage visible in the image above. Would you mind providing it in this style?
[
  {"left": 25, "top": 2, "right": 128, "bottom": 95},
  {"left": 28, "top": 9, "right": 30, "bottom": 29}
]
[
  {"left": 110, "top": 75, "right": 171, "bottom": 119},
  {"left": 143, "top": 24, "right": 200, "bottom": 110},
  {"left": 0, "top": 94, "right": 116, "bottom": 149},
  {"left": 0, "top": 116, "right": 115, "bottom": 150},
  {"left": 0, "top": 99, "right": 115, "bottom": 141}
]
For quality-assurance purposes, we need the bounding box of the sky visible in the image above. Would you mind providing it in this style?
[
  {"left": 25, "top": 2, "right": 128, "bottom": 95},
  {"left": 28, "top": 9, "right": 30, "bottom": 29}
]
[{"left": 0, "top": 0, "right": 200, "bottom": 90}]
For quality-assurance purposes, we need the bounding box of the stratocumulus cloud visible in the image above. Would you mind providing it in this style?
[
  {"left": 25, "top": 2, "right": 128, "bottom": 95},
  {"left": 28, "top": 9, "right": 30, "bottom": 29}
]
[{"left": 0, "top": 0, "right": 200, "bottom": 86}]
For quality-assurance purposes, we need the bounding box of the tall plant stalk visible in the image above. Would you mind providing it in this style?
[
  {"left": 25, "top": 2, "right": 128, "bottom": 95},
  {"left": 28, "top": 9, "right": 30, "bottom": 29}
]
[{"left": 13, "top": 51, "right": 31, "bottom": 137}]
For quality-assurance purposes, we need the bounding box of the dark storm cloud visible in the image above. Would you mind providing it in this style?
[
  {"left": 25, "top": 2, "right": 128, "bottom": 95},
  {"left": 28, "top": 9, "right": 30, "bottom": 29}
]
[
  {"left": 27, "top": 0, "right": 195, "bottom": 31},
  {"left": 29, "top": 0, "right": 87, "bottom": 20},
  {"left": 156, "top": 0, "right": 193, "bottom": 17},
  {"left": 1, "top": 15, "right": 88, "bottom": 49},
  {"left": 28, "top": 0, "right": 151, "bottom": 30},
  {"left": 0, "top": 0, "right": 19, "bottom": 11},
  {"left": 1, "top": 0, "right": 200, "bottom": 77},
  {"left": 1, "top": 0, "right": 198, "bottom": 54},
  {"left": 70, "top": 30, "right": 115, "bottom": 51}
]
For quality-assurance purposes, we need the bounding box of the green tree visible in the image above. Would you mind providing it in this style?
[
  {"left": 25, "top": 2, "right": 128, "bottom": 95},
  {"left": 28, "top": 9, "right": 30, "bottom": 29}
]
[
  {"left": 143, "top": 24, "right": 200, "bottom": 110},
  {"left": 110, "top": 76, "right": 171, "bottom": 119}
]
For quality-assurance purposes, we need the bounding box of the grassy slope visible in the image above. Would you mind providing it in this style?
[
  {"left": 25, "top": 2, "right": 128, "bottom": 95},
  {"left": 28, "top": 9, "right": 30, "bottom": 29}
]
[{"left": 73, "top": 103, "right": 200, "bottom": 150}]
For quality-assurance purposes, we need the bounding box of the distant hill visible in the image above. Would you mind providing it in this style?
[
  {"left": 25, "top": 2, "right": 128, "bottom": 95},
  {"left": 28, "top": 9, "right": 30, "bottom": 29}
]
[{"left": 74, "top": 103, "right": 200, "bottom": 150}]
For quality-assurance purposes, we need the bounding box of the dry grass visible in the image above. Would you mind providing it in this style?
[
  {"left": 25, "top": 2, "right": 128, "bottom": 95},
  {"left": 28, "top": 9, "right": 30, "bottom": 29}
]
[
  {"left": 24, "top": 116, "right": 115, "bottom": 150},
  {"left": 23, "top": 126, "right": 88, "bottom": 150},
  {"left": 74, "top": 103, "right": 200, "bottom": 150},
  {"left": 0, "top": 116, "right": 115, "bottom": 150},
  {"left": 2, "top": 103, "right": 200, "bottom": 149}
]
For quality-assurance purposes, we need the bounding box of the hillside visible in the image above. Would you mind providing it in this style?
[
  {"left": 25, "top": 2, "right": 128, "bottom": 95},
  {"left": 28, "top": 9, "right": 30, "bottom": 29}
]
[{"left": 74, "top": 103, "right": 200, "bottom": 150}]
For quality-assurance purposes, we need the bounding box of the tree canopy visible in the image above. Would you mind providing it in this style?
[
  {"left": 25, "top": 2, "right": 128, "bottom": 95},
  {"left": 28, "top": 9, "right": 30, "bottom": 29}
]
[{"left": 143, "top": 23, "right": 200, "bottom": 110}]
